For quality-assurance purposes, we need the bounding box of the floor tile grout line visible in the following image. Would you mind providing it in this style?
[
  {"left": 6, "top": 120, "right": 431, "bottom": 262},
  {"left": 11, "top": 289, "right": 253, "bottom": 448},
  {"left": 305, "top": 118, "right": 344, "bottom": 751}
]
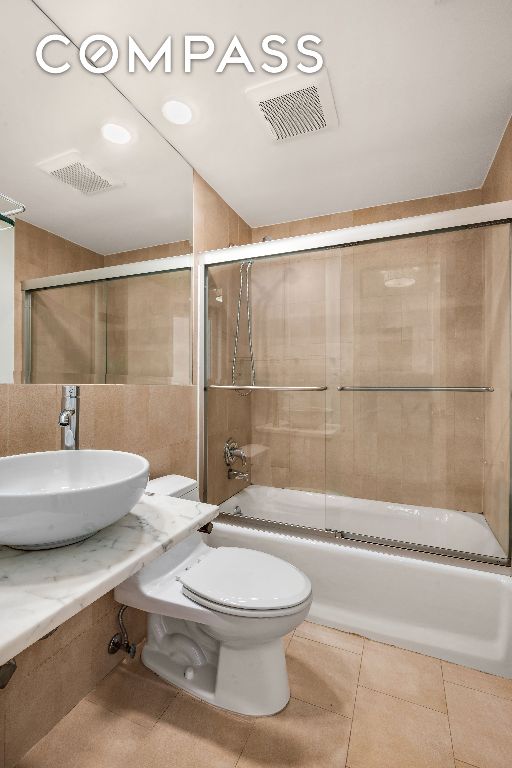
[
  {"left": 292, "top": 633, "right": 363, "bottom": 657},
  {"left": 355, "top": 684, "right": 449, "bottom": 715},
  {"left": 236, "top": 627, "right": 295, "bottom": 768},
  {"left": 443, "top": 677, "right": 512, "bottom": 703},
  {"left": 441, "top": 659, "right": 457, "bottom": 768},
  {"left": 233, "top": 719, "right": 258, "bottom": 768},
  {"left": 344, "top": 635, "right": 365, "bottom": 767},
  {"left": 288, "top": 695, "right": 353, "bottom": 719},
  {"left": 84, "top": 691, "right": 174, "bottom": 733},
  {"left": 66, "top": 696, "right": 153, "bottom": 735},
  {"left": 294, "top": 632, "right": 363, "bottom": 655}
]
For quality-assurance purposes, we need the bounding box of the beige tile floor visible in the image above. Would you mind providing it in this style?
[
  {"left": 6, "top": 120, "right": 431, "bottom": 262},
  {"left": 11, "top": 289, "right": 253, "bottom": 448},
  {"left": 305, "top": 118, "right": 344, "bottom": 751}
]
[{"left": 16, "top": 621, "right": 512, "bottom": 768}]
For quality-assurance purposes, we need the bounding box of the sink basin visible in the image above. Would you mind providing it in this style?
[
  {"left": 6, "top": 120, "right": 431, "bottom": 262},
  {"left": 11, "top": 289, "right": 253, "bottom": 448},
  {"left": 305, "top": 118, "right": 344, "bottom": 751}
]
[{"left": 0, "top": 450, "right": 150, "bottom": 549}]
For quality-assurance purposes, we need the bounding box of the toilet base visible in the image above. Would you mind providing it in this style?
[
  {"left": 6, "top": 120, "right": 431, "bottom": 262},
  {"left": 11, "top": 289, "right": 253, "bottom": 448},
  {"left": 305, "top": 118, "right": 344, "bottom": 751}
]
[{"left": 142, "top": 613, "right": 290, "bottom": 716}]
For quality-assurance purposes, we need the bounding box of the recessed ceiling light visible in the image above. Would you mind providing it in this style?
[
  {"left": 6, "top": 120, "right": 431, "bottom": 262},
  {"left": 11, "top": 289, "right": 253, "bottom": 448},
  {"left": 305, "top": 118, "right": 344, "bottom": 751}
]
[
  {"left": 162, "top": 100, "right": 193, "bottom": 125},
  {"left": 101, "top": 123, "right": 132, "bottom": 145}
]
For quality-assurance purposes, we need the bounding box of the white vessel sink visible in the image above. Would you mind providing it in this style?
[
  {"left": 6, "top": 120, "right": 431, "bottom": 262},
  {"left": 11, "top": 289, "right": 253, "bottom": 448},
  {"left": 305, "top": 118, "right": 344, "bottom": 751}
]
[{"left": 0, "top": 450, "right": 149, "bottom": 550}]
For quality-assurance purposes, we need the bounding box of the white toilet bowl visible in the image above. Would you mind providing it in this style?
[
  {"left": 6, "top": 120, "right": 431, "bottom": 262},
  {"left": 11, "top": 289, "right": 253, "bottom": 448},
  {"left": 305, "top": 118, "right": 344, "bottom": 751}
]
[{"left": 115, "top": 475, "right": 312, "bottom": 716}]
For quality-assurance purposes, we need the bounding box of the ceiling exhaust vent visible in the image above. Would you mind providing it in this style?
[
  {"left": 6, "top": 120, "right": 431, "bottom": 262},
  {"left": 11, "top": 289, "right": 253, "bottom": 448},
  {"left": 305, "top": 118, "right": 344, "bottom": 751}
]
[
  {"left": 246, "top": 70, "right": 338, "bottom": 141},
  {"left": 37, "top": 151, "right": 122, "bottom": 195}
]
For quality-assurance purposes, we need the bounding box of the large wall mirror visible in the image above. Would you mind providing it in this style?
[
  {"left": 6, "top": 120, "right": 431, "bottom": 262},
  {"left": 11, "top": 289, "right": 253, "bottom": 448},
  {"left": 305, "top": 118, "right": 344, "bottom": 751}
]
[{"left": 0, "top": 2, "right": 193, "bottom": 385}]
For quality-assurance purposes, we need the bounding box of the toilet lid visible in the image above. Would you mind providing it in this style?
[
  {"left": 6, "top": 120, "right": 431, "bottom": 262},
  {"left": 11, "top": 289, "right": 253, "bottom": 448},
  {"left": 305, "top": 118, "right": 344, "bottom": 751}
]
[{"left": 179, "top": 547, "right": 311, "bottom": 611}]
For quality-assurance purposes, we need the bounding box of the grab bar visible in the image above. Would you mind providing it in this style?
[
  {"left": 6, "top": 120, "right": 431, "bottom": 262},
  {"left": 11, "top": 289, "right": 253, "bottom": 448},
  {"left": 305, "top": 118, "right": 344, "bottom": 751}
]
[
  {"left": 337, "top": 386, "right": 494, "bottom": 392},
  {"left": 207, "top": 385, "right": 327, "bottom": 391}
]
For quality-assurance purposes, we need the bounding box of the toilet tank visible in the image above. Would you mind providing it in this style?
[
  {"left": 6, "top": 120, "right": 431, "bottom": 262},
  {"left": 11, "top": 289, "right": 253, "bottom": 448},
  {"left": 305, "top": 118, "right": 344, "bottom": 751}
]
[{"left": 146, "top": 474, "right": 199, "bottom": 501}]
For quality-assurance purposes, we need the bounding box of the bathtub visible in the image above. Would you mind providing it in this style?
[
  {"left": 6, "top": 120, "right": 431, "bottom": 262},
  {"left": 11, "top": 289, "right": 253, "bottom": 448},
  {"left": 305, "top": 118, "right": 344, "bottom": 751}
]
[
  {"left": 220, "top": 484, "right": 506, "bottom": 560},
  {"left": 212, "top": 485, "right": 512, "bottom": 678}
]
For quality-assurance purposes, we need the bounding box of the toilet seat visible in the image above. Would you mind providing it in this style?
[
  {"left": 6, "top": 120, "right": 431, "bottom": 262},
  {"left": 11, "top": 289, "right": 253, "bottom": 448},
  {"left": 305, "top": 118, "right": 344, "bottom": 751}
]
[{"left": 179, "top": 546, "right": 312, "bottom": 618}]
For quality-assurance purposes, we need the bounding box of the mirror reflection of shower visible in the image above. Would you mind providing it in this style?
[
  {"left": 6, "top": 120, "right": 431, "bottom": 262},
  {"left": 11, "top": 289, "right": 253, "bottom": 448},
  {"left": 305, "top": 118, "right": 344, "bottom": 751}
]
[{"left": 231, "top": 261, "right": 256, "bottom": 394}]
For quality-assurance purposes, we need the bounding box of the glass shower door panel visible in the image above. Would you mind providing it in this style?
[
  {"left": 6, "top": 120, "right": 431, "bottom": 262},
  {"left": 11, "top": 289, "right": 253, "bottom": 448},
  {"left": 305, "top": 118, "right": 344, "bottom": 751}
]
[
  {"left": 325, "top": 225, "right": 511, "bottom": 562},
  {"left": 30, "top": 282, "right": 106, "bottom": 383},
  {"left": 105, "top": 270, "right": 192, "bottom": 385},
  {"left": 206, "top": 253, "right": 328, "bottom": 529}
]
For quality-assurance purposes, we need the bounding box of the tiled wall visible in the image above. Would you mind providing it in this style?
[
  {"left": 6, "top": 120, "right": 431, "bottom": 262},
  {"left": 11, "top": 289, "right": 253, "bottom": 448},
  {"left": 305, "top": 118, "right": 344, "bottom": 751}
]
[
  {"left": 105, "top": 271, "right": 192, "bottom": 385},
  {"left": 103, "top": 239, "right": 192, "bottom": 267},
  {"left": 483, "top": 225, "right": 511, "bottom": 551},
  {"left": 206, "top": 264, "right": 254, "bottom": 504},
  {"left": 482, "top": 118, "right": 512, "bottom": 204},
  {"left": 251, "top": 189, "right": 483, "bottom": 242},
  {"left": 30, "top": 282, "right": 107, "bottom": 384},
  {"left": 14, "top": 220, "right": 103, "bottom": 383},
  {"left": 0, "top": 384, "right": 196, "bottom": 480},
  {"left": 192, "top": 173, "right": 253, "bottom": 504},
  {"left": 241, "top": 227, "right": 510, "bottom": 529},
  {"left": 0, "top": 382, "right": 196, "bottom": 766},
  {"left": 193, "top": 173, "right": 251, "bottom": 254},
  {"left": 0, "top": 592, "right": 146, "bottom": 768},
  {"left": 327, "top": 229, "right": 489, "bottom": 513}
]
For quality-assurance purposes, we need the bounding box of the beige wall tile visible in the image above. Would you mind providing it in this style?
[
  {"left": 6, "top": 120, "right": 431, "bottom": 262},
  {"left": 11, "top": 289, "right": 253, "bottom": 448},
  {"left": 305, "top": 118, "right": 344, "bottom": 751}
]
[
  {"left": 0, "top": 386, "right": 9, "bottom": 457},
  {"left": 5, "top": 384, "right": 59, "bottom": 456},
  {"left": 251, "top": 189, "right": 481, "bottom": 243},
  {"left": 78, "top": 384, "right": 196, "bottom": 480},
  {"left": 3, "top": 593, "right": 141, "bottom": 768},
  {"left": 482, "top": 224, "right": 511, "bottom": 550},
  {"left": 482, "top": 117, "right": 512, "bottom": 204},
  {"left": 104, "top": 240, "right": 192, "bottom": 268},
  {"left": 14, "top": 220, "right": 103, "bottom": 383},
  {"left": 193, "top": 172, "right": 251, "bottom": 254}
]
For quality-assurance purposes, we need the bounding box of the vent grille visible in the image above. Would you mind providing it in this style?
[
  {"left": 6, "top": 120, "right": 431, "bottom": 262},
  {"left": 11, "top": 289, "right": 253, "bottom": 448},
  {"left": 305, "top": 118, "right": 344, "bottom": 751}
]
[
  {"left": 37, "top": 151, "right": 122, "bottom": 195},
  {"left": 246, "top": 70, "right": 338, "bottom": 142},
  {"left": 259, "top": 85, "right": 327, "bottom": 140},
  {"left": 50, "top": 162, "right": 114, "bottom": 195}
]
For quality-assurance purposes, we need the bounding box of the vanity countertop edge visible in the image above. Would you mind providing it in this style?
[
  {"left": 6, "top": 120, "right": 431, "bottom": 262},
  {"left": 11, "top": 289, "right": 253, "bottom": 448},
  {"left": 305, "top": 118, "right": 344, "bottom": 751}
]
[{"left": 0, "top": 495, "right": 219, "bottom": 667}]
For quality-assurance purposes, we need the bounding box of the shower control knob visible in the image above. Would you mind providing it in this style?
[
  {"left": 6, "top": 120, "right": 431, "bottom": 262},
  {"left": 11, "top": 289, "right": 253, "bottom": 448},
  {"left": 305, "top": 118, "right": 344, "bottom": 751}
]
[{"left": 224, "top": 438, "right": 247, "bottom": 467}]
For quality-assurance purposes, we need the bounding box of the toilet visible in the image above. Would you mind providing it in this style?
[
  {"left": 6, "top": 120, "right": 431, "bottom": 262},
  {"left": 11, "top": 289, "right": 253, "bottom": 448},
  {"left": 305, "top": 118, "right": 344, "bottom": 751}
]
[{"left": 115, "top": 475, "right": 312, "bottom": 716}]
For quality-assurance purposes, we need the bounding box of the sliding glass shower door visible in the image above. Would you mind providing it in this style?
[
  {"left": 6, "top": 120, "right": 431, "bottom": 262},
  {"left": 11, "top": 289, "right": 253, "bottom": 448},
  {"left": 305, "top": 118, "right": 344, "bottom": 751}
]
[
  {"left": 205, "top": 221, "right": 510, "bottom": 564},
  {"left": 206, "top": 253, "right": 329, "bottom": 530},
  {"left": 325, "top": 224, "right": 511, "bottom": 563}
]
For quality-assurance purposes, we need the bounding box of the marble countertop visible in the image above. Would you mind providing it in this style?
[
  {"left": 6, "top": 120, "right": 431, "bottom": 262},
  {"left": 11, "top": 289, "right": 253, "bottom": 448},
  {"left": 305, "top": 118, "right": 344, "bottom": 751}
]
[{"left": 0, "top": 495, "right": 218, "bottom": 667}]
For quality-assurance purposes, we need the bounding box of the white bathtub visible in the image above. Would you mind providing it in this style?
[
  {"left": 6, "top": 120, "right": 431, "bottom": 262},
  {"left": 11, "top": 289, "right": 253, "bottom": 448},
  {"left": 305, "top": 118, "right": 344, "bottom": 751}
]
[
  {"left": 213, "top": 486, "right": 512, "bottom": 677},
  {"left": 220, "top": 484, "right": 506, "bottom": 560}
]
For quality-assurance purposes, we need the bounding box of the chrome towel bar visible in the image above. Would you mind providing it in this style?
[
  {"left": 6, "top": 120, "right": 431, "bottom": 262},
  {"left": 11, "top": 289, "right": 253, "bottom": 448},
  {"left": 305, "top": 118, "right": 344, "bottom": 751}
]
[
  {"left": 207, "top": 385, "right": 328, "bottom": 391},
  {"left": 337, "top": 386, "right": 494, "bottom": 392}
]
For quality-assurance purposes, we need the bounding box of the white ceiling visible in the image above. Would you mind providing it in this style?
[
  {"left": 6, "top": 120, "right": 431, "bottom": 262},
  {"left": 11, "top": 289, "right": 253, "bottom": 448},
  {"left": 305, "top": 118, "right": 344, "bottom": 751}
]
[
  {"left": 2, "top": 0, "right": 512, "bottom": 253},
  {"left": 0, "top": 1, "right": 193, "bottom": 255},
  {"left": 37, "top": 0, "right": 512, "bottom": 227}
]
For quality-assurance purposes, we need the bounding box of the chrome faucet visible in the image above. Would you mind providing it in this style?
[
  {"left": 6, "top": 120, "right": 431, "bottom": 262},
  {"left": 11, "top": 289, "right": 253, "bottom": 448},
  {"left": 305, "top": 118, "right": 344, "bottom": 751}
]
[
  {"left": 224, "top": 438, "right": 249, "bottom": 481},
  {"left": 59, "top": 385, "right": 80, "bottom": 450}
]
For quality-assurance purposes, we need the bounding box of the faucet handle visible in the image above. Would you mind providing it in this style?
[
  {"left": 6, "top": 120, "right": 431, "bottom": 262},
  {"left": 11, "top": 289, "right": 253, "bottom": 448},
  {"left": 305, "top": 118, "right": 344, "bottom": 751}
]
[
  {"left": 224, "top": 438, "right": 247, "bottom": 467},
  {"left": 58, "top": 409, "right": 74, "bottom": 427}
]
